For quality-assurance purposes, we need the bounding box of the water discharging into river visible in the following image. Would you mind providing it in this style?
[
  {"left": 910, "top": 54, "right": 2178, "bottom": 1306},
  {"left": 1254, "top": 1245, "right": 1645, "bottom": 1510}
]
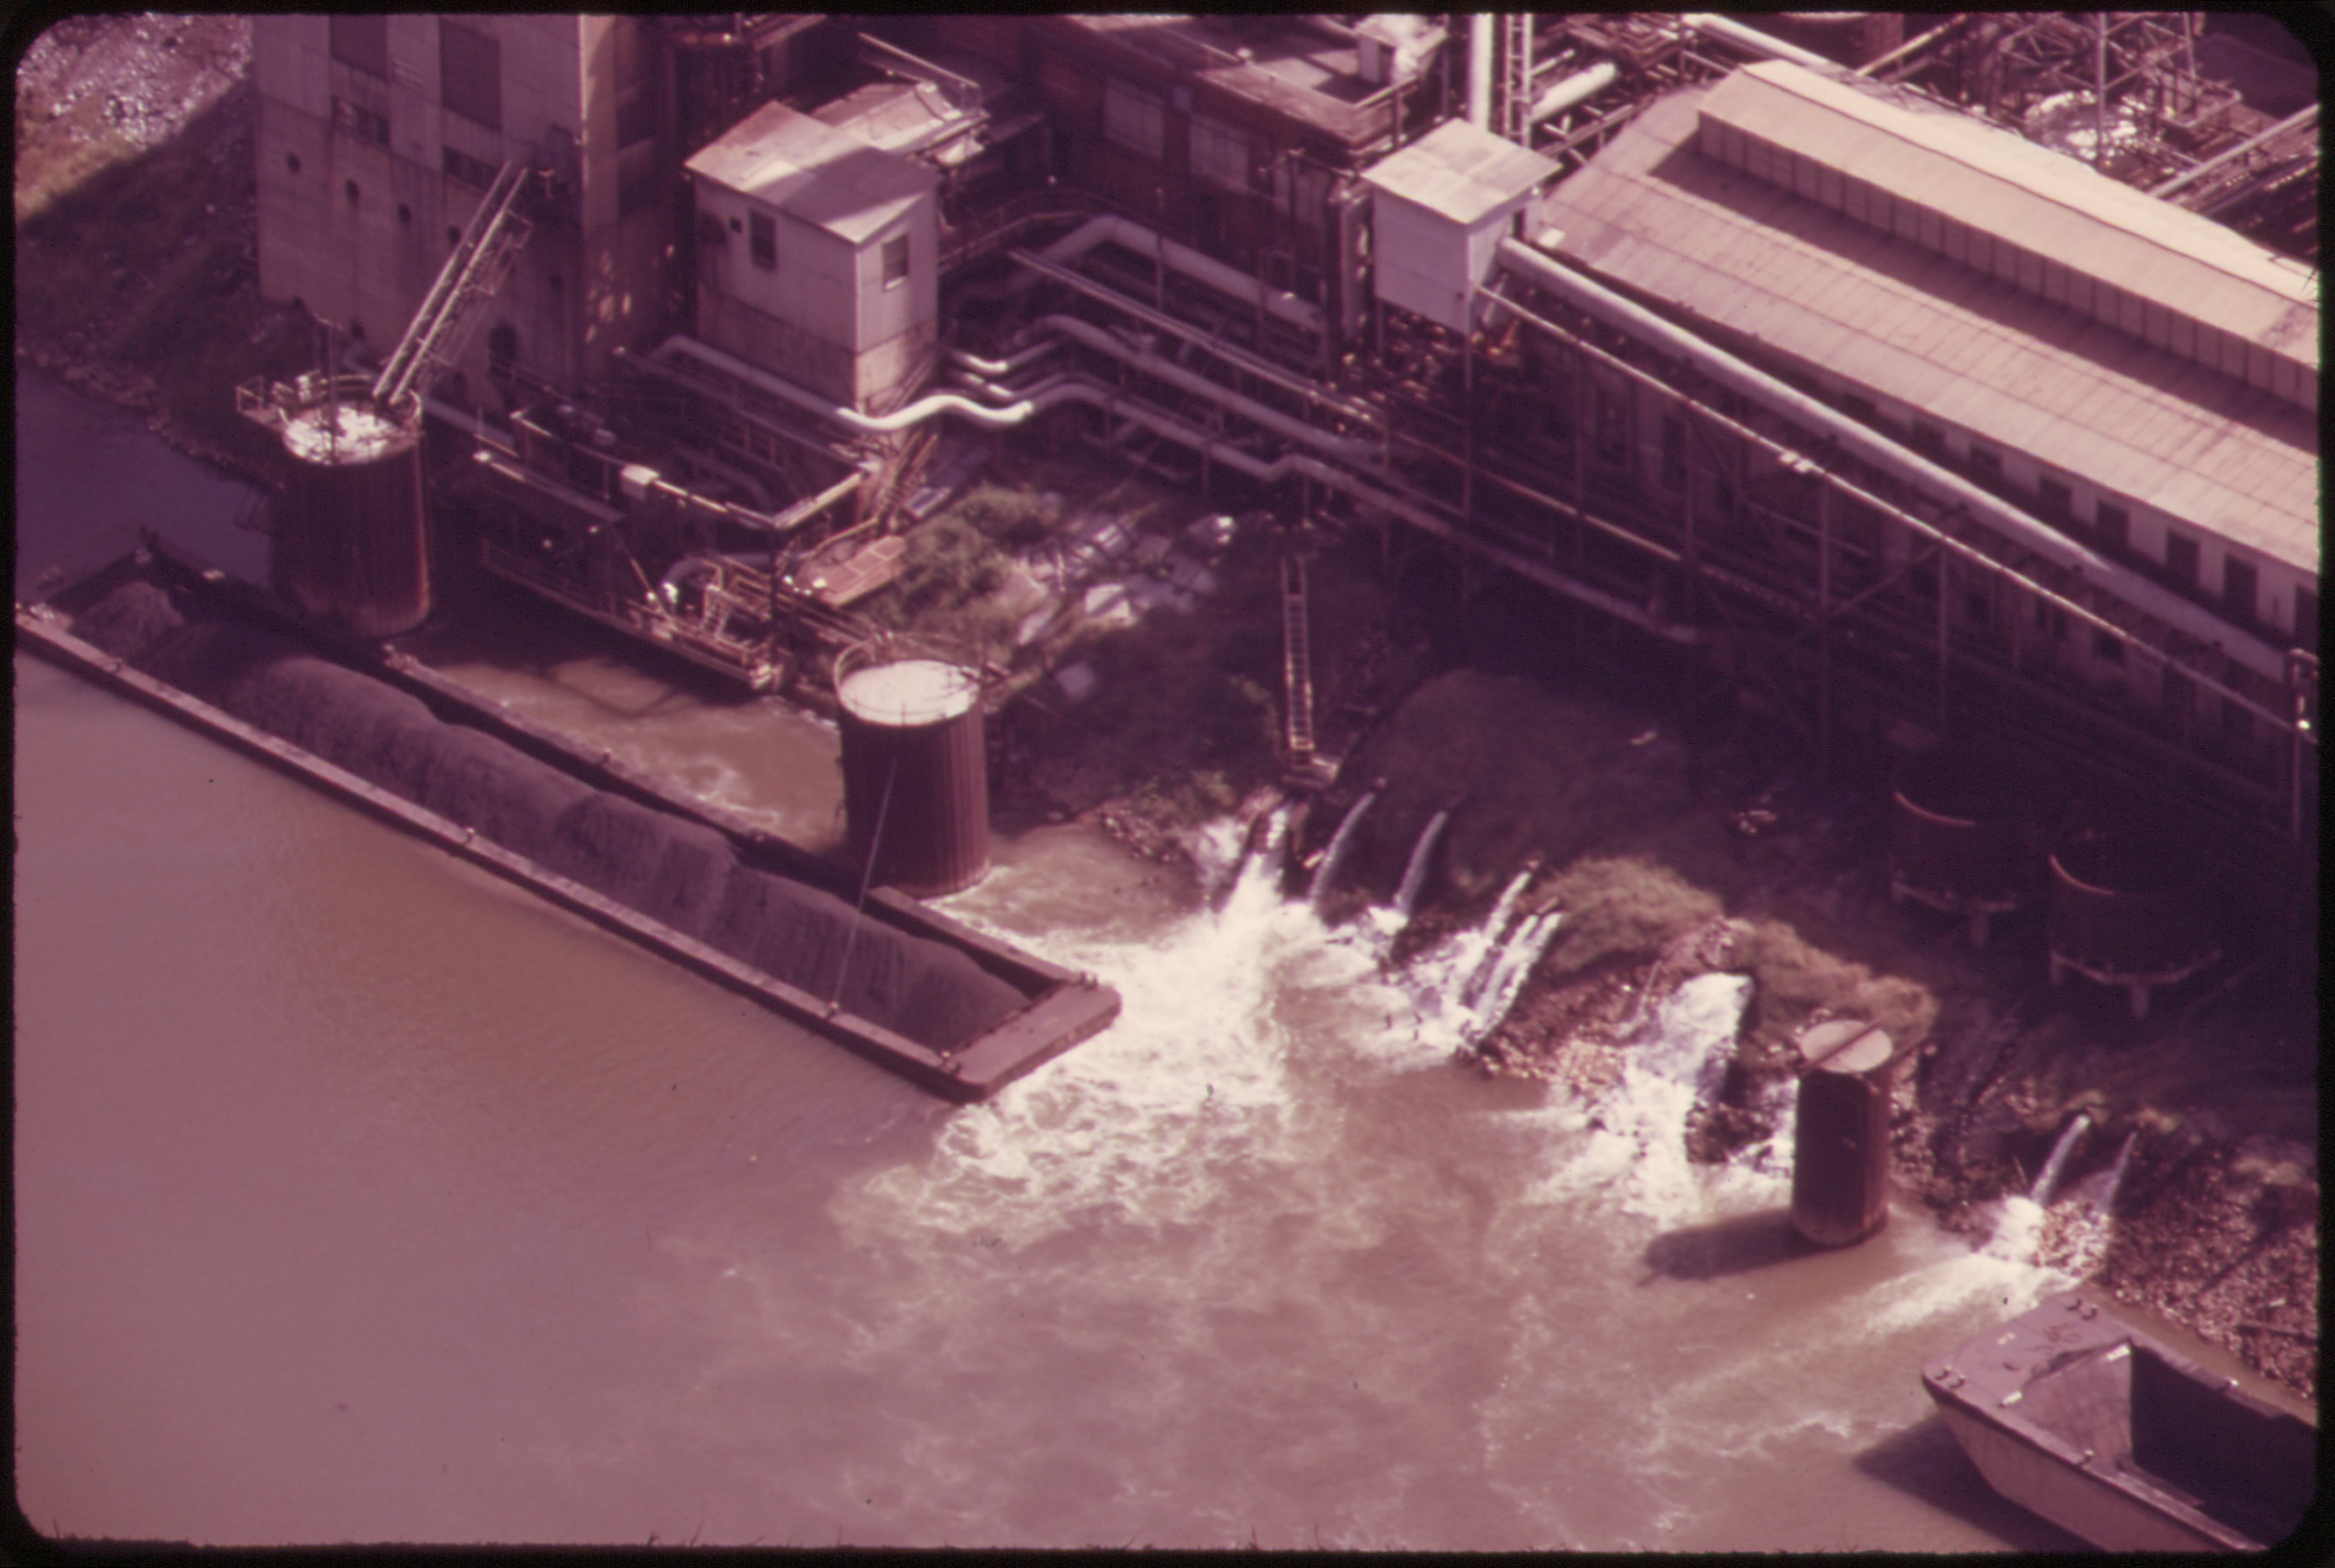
[{"left": 19, "top": 371, "right": 2112, "bottom": 1549}]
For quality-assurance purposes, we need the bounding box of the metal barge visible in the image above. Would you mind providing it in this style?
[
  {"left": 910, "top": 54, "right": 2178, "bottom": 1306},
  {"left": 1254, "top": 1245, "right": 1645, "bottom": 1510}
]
[
  {"left": 1922, "top": 1289, "right": 2317, "bottom": 1552},
  {"left": 16, "top": 535, "right": 1119, "bottom": 1102}
]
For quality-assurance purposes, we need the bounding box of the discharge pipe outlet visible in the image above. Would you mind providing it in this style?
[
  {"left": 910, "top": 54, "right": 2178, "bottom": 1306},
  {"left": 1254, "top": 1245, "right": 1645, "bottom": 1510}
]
[
  {"left": 1036, "top": 215, "right": 1325, "bottom": 336},
  {"left": 1494, "top": 237, "right": 2298, "bottom": 691}
]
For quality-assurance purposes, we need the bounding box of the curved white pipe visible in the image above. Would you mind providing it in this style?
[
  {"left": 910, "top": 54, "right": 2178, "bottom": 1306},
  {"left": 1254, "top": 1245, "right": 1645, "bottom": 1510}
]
[
  {"left": 1495, "top": 237, "right": 2295, "bottom": 688},
  {"left": 943, "top": 336, "right": 1064, "bottom": 380},
  {"left": 1037, "top": 215, "right": 1325, "bottom": 335}
]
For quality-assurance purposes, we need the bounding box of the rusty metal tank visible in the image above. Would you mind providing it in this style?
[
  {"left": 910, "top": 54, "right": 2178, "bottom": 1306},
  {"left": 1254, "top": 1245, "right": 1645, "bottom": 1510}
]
[
  {"left": 248, "top": 373, "right": 431, "bottom": 637},
  {"left": 1887, "top": 745, "right": 2056, "bottom": 945},
  {"left": 1789, "top": 1019, "right": 1898, "bottom": 1247},
  {"left": 834, "top": 633, "right": 990, "bottom": 897},
  {"left": 2047, "top": 811, "right": 2219, "bottom": 984}
]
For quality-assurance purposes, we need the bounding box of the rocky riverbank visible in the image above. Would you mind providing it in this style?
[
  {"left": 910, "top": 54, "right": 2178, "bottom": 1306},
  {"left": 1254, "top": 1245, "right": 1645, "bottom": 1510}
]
[
  {"left": 1280, "top": 662, "right": 2318, "bottom": 1401},
  {"left": 15, "top": 13, "right": 300, "bottom": 484}
]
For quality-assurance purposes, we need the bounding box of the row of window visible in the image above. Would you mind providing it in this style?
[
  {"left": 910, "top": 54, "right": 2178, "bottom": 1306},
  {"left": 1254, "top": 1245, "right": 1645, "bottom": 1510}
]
[
  {"left": 330, "top": 15, "right": 500, "bottom": 133},
  {"left": 1842, "top": 390, "right": 2302, "bottom": 640}
]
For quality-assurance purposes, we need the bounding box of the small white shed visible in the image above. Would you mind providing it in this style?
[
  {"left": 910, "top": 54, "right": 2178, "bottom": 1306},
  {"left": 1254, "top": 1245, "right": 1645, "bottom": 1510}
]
[
  {"left": 1362, "top": 120, "right": 1558, "bottom": 335},
  {"left": 687, "top": 101, "right": 940, "bottom": 412}
]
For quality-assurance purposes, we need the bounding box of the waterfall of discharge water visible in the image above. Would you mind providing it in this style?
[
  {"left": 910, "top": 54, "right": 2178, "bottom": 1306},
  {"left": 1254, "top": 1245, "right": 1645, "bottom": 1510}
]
[
  {"left": 1389, "top": 808, "right": 1450, "bottom": 925},
  {"left": 2028, "top": 1111, "right": 2091, "bottom": 1205},
  {"left": 2090, "top": 1128, "right": 2139, "bottom": 1219},
  {"left": 1453, "top": 869, "right": 1538, "bottom": 1009},
  {"left": 1305, "top": 790, "right": 1377, "bottom": 910}
]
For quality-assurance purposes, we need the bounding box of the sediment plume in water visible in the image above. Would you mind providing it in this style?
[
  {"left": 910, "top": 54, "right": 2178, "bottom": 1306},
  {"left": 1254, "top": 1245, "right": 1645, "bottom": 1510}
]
[{"left": 71, "top": 579, "right": 1030, "bottom": 1051}]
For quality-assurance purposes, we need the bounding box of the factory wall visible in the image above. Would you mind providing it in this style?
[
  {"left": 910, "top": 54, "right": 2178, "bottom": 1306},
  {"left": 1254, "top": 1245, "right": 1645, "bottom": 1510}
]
[{"left": 252, "top": 15, "right": 674, "bottom": 405}]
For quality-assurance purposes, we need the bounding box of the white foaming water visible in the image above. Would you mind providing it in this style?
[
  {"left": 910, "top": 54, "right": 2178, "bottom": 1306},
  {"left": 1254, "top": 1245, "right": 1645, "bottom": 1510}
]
[
  {"left": 1305, "top": 790, "right": 1376, "bottom": 909},
  {"left": 1390, "top": 807, "right": 1449, "bottom": 922}
]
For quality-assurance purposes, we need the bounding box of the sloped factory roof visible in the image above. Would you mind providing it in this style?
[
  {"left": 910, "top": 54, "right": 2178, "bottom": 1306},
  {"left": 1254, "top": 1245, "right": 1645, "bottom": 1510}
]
[
  {"left": 1537, "top": 79, "right": 2319, "bottom": 578},
  {"left": 1364, "top": 118, "right": 1561, "bottom": 226},
  {"left": 686, "top": 100, "right": 936, "bottom": 244}
]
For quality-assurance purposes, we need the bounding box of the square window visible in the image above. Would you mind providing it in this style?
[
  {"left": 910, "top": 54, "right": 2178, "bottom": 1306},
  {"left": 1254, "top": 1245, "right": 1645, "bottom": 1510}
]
[
  {"left": 331, "top": 15, "right": 389, "bottom": 79},
  {"left": 2164, "top": 531, "right": 2199, "bottom": 585},
  {"left": 441, "top": 21, "right": 501, "bottom": 132},
  {"left": 2095, "top": 503, "right": 2129, "bottom": 551},
  {"left": 1190, "top": 114, "right": 1251, "bottom": 193},
  {"left": 750, "top": 212, "right": 776, "bottom": 269},
  {"left": 2036, "top": 476, "right": 2071, "bottom": 521},
  {"left": 2223, "top": 556, "right": 2257, "bottom": 622},
  {"left": 1103, "top": 78, "right": 1165, "bottom": 161},
  {"left": 882, "top": 233, "right": 910, "bottom": 286}
]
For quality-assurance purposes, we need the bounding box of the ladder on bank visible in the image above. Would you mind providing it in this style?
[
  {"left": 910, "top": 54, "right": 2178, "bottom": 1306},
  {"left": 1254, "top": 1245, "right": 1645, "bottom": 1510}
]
[{"left": 1281, "top": 549, "right": 1318, "bottom": 774}]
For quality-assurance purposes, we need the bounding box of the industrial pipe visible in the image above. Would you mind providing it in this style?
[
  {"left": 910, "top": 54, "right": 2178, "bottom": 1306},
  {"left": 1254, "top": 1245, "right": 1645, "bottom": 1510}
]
[
  {"left": 2147, "top": 103, "right": 2321, "bottom": 199},
  {"left": 1023, "top": 314, "right": 1382, "bottom": 466},
  {"left": 1529, "top": 61, "right": 1620, "bottom": 126},
  {"left": 1494, "top": 237, "right": 2299, "bottom": 693},
  {"left": 1034, "top": 215, "right": 1324, "bottom": 335},
  {"left": 1467, "top": 13, "right": 1495, "bottom": 129},
  {"left": 1682, "top": 13, "right": 1841, "bottom": 72}
]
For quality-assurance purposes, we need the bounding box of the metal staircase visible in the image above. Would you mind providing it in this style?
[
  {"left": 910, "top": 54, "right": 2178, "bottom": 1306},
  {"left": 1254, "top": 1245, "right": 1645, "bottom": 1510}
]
[{"left": 373, "top": 160, "right": 535, "bottom": 417}]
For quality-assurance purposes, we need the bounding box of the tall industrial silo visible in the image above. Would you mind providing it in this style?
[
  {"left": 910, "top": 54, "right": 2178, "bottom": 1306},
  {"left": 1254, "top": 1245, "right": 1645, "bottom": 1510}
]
[
  {"left": 241, "top": 371, "right": 431, "bottom": 637},
  {"left": 834, "top": 633, "right": 990, "bottom": 896}
]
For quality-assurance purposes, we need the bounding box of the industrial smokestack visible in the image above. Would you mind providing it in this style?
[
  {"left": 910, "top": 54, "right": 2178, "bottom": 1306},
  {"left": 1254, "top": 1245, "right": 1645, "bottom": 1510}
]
[{"left": 1468, "top": 12, "right": 1494, "bottom": 130}]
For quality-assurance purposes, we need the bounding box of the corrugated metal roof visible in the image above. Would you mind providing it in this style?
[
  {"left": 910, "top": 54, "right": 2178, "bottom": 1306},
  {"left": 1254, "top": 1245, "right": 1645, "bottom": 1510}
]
[
  {"left": 1701, "top": 63, "right": 2317, "bottom": 363},
  {"left": 1536, "top": 87, "right": 2318, "bottom": 577},
  {"left": 685, "top": 101, "right": 936, "bottom": 244},
  {"left": 1363, "top": 118, "right": 1560, "bottom": 226}
]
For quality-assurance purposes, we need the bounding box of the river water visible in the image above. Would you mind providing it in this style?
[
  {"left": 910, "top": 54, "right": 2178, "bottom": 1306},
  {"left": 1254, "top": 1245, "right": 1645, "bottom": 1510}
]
[{"left": 20, "top": 370, "right": 2126, "bottom": 1549}]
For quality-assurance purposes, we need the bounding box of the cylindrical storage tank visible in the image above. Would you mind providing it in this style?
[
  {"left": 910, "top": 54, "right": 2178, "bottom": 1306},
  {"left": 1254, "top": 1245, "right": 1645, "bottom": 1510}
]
[
  {"left": 835, "top": 634, "right": 990, "bottom": 897},
  {"left": 1889, "top": 746, "right": 2032, "bottom": 907},
  {"left": 2048, "top": 812, "right": 2218, "bottom": 981},
  {"left": 269, "top": 377, "right": 430, "bottom": 638},
  {"left": 1789, "top": 1019, "right": 1898, "bottom": 1247}
]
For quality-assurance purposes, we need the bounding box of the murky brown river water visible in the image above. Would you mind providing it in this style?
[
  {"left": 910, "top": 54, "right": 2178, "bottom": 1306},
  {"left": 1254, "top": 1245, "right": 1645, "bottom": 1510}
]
[{"left": 18, "top": 370, "right": 2218, "bottom": 1549}]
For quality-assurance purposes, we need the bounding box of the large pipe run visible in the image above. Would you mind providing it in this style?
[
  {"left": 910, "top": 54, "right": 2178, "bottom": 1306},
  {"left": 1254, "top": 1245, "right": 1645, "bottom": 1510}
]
[
  {"left": 1494, "top": 237, "right": 2298, "bottom": 692},
  {"left": 1035, "top": 215, "right": 1325, "bottom": 335},
  {"left": 1683, "top": 12, "right": 1842, "bottom": 72}
]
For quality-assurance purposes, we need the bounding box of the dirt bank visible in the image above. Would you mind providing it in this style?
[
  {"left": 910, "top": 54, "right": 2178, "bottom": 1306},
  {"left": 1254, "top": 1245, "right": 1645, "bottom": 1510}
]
[
  {"left": 15, "top": 13, "right": 301, "bottom": 479},
  {"left": 1308, "top": 664, "right": 2317, "bottom": 1399}
]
